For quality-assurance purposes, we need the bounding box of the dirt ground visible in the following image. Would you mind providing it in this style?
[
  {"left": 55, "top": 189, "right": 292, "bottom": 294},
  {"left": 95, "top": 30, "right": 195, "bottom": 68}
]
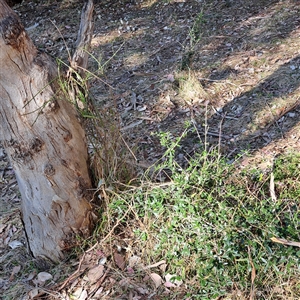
[{"left": 1, "top": 0, "right": 300, "bottom": 299}]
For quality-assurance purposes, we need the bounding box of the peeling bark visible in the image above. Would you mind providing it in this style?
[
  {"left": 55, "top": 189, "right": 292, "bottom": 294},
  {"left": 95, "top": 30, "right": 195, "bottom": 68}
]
[
  {"left": 0, "top": 0, "right": 96, "bottom": 262},
  {"left": 67, "top": 0, "right": 94, "bottom": 109},
  {"left": 70, "top": 0, "right": 94, "bottom": 77}
]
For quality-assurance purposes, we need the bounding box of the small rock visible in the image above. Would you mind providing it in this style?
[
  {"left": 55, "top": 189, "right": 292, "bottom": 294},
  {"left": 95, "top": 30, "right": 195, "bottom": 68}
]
[
  {"left": 8, "top": 240, "right": 23, "bottom": 249},
  {"left": 287, "top": 112, "right": 296, "bottom": 118}
]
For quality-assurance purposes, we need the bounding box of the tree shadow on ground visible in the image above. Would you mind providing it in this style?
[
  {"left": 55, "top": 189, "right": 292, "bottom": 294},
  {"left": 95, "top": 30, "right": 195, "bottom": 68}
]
[
  {"left": 205, "top": 54, "right": 300, "bottom": 157},
  {"left": 160, "top": 0, "right": 300, "bottom": 160},
  {"left": 15, "top": 0, "right": 300, "bottom": 162}
]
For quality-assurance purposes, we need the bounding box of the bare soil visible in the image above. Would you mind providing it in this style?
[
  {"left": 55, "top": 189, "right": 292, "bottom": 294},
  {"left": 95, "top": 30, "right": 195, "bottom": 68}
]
[{"left": 1, "top": 0, "right": 300, "bottom": 299}]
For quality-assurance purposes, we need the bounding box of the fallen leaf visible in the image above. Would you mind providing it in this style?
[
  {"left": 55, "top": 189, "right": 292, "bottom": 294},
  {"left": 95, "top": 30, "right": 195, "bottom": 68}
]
[
  {"left": 137, "top": 105, "right": 147, "bottom": 112},
  {"left": 119, "top": 278, "right": 131, "bottom": 286},
  {"left": 72, "top": 287, "right": 83, "bottom": 298},
  {"left": 9, "top": 266, "right": 21, "bottom": 281},
  {"left": 4, "top": 236, "right": 10, "bottom": 245},
  {"left": 87, "top": 265, "right": 104, "bottom": 283},
  {"left": 94, "top": 286, "right": 103, "bottom": 296},
  {"left": 149, "top": 83, "right": 155, "bottom": 90},
  {"left": 99, "top": 257, "right": 107, "bottom": 265},
  {"left": 26, "top": 271, "right": 36, "bottom": 281},
  {"left": 136, "top": 287, "right": 149, "bottom": 295},
  {"left": 159, "top": 263, "right": 167, "bottom": 273},
  {"left": 165, "top": 274, "right": 183, "bottom": 287},
  {"left": 127, "top": 266, "right": 135, "bottom": 274},
  {"left": 8, "top": 240, "right": 23, "bottom": 249},
  {"left": 79, "top": 289, "right": 88, "bottom": 300},
  {"left": 9, "top": 265, "right": 21, "bottom": 281},
  {"left": 150, "top": 273, "right": 163, "bottom": 288},
  {"left": 128, "top": 255, "right": 141, "bottom": 267},
  {"left": 28, "top": 288, "right": 39, "bottom": 299},
  {"left": 164, "top": 281, "right": 176, "bottom": 288},
  {"left": 166, "top": 73, "right": 175, "bottom": 82},
  {"left": 114, "top": 252, "right": 125, "bottom": 270},
  {"left": 13, "top": 265, "right": 21, "bottom": 274},
  {"left": 37, "top": 272, "right": 53, "bottom": 283}
]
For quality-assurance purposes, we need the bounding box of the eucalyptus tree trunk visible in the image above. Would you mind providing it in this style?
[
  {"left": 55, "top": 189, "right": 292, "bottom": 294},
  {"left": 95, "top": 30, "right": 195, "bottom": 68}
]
[{"left": 0, "top": 0, "right": 95, "bottom": 261}]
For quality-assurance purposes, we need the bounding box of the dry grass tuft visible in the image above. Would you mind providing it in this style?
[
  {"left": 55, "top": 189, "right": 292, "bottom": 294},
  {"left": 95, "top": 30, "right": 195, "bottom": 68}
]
[{"left": 86, "top": 105, "right": 138, "bottom": 189}]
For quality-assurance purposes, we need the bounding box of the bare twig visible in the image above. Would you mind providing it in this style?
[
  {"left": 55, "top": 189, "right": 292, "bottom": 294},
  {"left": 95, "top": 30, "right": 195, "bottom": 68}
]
[
  {"left": 141, "top": 260, "right": 166, "bottom": 270},
  {"left": 269, "top": 172, "right": 277, "bottom": 202},
  {"left": 271, "top": 237, "right": 300, "bottom": 248},
  {"left": 247, "top": 246, "right": 256, "bottom": 300},
  {"left": 57, "top": 253, "right": 88, "bottom": 291}
]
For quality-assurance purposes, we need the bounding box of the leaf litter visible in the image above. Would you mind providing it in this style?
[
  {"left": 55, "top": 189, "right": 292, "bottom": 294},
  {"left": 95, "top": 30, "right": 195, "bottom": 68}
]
[{"left": 1, "top": 0, "right": 300, "bottom": 299}]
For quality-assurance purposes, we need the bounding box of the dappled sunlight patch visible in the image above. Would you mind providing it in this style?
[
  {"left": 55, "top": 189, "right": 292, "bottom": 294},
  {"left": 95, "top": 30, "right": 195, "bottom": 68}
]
[
  {"left": 176, "top": 71, "right": 208, "bottom": 106},
  {"left": 138, "top": 0, "right": 159, "bottom": 9},
  {"left": 91, "top": 31, "right": 119, "bottom": 47},
  {"left": 124, "top": 52, "right": 149, "bottom": 69},
  {"left": 91, "top": 29, "right": 145, "bottom": 48}
]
